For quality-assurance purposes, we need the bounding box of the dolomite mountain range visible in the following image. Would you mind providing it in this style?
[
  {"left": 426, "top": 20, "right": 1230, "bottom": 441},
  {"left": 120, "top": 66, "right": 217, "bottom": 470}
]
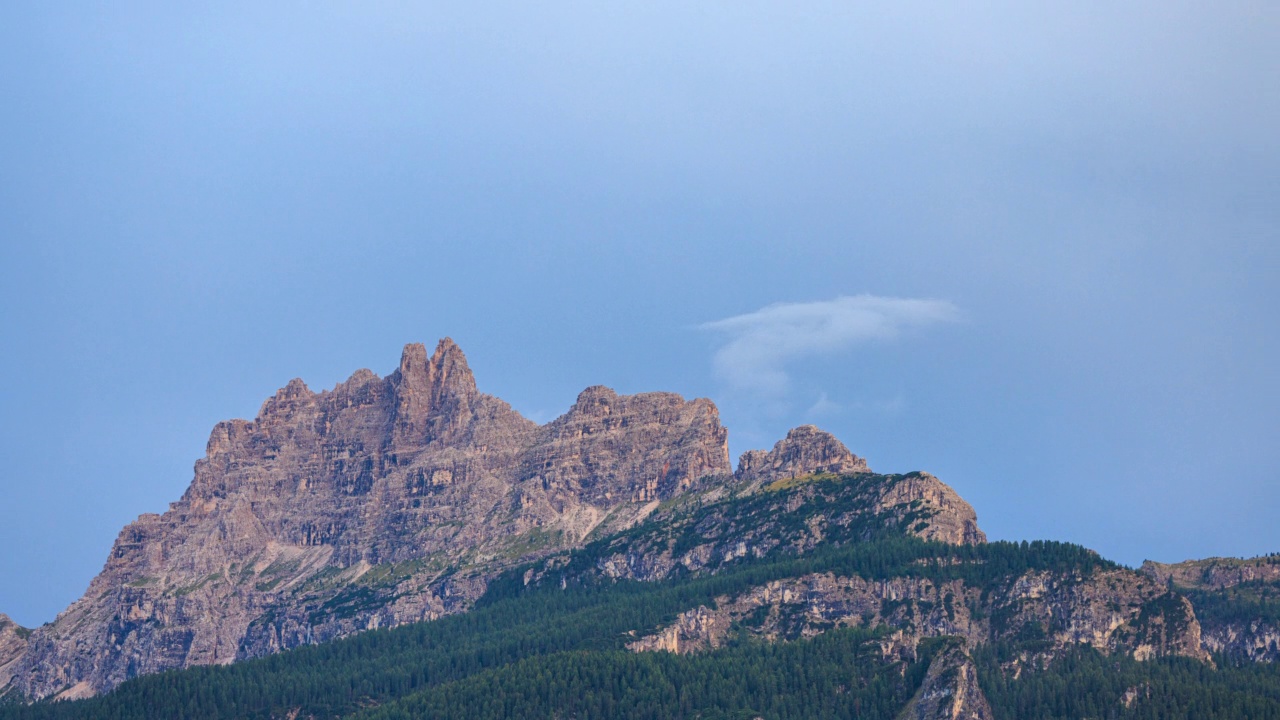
[{"left": 0, "top": 339, "right": 1273, "bottom": 707}]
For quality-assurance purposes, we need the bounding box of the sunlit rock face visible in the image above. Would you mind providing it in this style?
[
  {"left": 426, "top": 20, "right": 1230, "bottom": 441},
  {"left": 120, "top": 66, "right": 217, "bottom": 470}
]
[
  {"left": 6, "top": 339, "right": 1002, "bottom": 702},
  {"left": 0, "top": 614, "right": 29, "bottom": 692},
  {"left": 9, "top": 340, "right": 733, "bottom": 700}
]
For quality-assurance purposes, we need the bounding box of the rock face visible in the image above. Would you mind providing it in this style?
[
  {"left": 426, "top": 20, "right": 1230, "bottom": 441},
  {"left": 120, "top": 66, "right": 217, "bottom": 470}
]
[
  {"left": 1140, "top": 555, "right": 1280, "bottom": 590},
  {"left": 735, "top": 425, "right": 869, "bottom": 485},
  {"left": 9, "top": 340, "right": 733, "bottom": 701},
  {"left": 1141, "top": 555, "right": 1280, "bottom": 662},
  {"left": 1198, "top": 623, "right": 1280, "bottom": 663},
  {"left": 731, "top": 427, "right": 981, "bottom": 546},
  {"left": 627, "top": 569, "right": 1211, "bottom": 664},
  {"left": 873, "top": 472, "right": 986, "bottom": 546},
  {"left": 897, "top": 644, "right": 995, "bottom": 720},
  {"left": 0, "top": 614, "right": 29, "bottom": 693}
]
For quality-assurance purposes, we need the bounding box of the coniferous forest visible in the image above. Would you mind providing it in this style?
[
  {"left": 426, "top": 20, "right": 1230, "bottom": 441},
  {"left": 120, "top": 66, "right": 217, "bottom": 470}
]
[{"left": 3, "top": 521, "right": 1280, "bottom": 720}]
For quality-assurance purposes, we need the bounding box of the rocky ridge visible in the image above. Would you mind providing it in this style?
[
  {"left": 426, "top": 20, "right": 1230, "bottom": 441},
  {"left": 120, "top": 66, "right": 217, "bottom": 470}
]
[
  {"left": 3, "top": 340, "right": 982, "bottom": 702},
  {"left": 10, "top": 339, "right": 1257, "bottom": 708}
]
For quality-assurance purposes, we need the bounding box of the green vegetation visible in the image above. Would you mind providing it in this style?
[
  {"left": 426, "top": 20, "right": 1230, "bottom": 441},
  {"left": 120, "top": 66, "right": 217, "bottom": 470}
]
[
  {"left": 353, "top": 627, "right": 927, "bottom": 720},
  {"left": 1180, "top": 580, "right": 1280, "bottom": 632},
  {"left": 1, "top": 475, "right": 1276, "bottom": 719},
  {"left": 0, "top": 535, "right": 1139, "bottom": 720},
  {"left": 976, "top": 643, "right": 1280, "bottom": 719},
  {"left": 762, "top": 471, "right": 841, "bottom": 492}
]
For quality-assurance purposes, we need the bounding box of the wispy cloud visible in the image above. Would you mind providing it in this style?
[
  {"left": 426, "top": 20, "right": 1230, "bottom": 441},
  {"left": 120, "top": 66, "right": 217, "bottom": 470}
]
[{"left": 701, "top": 295, "right": 960, "bottom": 395}]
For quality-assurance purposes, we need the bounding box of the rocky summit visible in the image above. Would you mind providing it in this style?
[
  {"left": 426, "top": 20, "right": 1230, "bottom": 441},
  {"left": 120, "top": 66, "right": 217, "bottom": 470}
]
[{"left": 2, "top": 340, "right": 980, "bottom": 701}]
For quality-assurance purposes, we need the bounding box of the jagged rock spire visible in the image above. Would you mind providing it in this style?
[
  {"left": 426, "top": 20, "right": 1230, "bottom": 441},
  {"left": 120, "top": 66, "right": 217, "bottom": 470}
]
[{"left": 391, "top": 338, "right": 479, "bottom": 446}]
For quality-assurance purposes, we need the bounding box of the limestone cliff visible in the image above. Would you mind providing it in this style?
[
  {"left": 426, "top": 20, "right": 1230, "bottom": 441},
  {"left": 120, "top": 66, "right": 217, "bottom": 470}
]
[
  {"left": 1141, "top": 554, "right": 1280, "bottom": 662},
  {"left": 8, "top": 340, "right": 732, "bottom": 701},
  {"left": 627, "top": 568, "right": 1210, "bottom": 664},
  {"left": 0, "top": 614, "right": 29, "bottom": 693}
]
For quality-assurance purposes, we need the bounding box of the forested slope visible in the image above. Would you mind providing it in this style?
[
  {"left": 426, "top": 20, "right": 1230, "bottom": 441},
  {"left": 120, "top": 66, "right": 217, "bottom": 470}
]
[{"left": 3, "top": 472, "right": 1277, "bottom": 719}]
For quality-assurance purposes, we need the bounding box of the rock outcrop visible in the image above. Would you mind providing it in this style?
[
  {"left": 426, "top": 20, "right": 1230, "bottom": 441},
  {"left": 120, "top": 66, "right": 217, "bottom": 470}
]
[
  {"left": 1140, "top": 555, "right": 1280, "bottom": 590},
  {"left": 9, "top": 340, "right": 733, "bottom": 701},
  {"left": 0, "top": 614, "right": 29, "bottom": 693},
  {"left": 735, "top": 425, "right": 869, "bottom": 485},
  {"left": 1141, "top": 554, "right": 1280, "bottom": 662},
  {"left": 733, "top": 428, "right": 981, "bottom": 546},
  {"left": 873, "top": 472, "right": 986, "bottom": 545},
  {"left": 897, "top": 644, "right": 995, "bottom": 720},
  {"left": 628, "top": 569, "right": 1211, "bottom": 664}
]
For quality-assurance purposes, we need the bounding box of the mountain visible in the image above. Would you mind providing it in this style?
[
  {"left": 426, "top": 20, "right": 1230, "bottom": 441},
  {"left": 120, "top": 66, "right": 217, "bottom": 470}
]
[
  {"left": 2, "top": 340, "right": 974, "bottom": 701},
  {"left": 1, "top": 339, "right": 1275, "bottom": 719},
  {"left": 1, "top": 467, "right": 1271, "bottom": 719}
]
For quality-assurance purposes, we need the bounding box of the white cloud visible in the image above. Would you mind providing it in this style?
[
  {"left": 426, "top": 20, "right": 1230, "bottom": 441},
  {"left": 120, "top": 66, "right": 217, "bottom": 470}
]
[
  {"left": 701, "top": 295, "right": 960, "bottom": 395},
  {"left": 805, "top": 392, "right": 843, "bottom": 417}
]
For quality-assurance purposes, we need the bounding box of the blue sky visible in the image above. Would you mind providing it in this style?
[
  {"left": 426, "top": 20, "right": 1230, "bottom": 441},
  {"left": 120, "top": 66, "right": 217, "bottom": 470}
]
[{"left": 1, "top": 2, "right": 1277, "bottom": 627}]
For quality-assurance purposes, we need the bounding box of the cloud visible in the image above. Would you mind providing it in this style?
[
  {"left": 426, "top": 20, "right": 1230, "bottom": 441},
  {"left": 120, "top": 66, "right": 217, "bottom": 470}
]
[
  {"left": 805, "top": 392, "right": 843, "bottom": 417},
  {"left": 701, "top": 295, "right": 960, "bottom": 395}
]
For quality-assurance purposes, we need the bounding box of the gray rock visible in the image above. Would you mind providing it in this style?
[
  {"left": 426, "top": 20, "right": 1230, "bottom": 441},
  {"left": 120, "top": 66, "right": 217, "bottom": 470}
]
[
  {"left": 897, "top": 644, "right": 995, "bottom": 720},
  {"left": 0, "top": 614, "right": 29, "bottom": 693},
  {"left": 9, "top": 340, "right": 731, "bottom": 700}
]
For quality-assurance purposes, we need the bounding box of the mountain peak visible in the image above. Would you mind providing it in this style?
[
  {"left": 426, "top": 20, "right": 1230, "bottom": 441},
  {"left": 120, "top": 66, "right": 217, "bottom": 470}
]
[
  {"left": 735, "top": 424, "right": 870, "bottom": 484},
  {"left": 391, "top": 339, "right": 479, "bottom": 446}
]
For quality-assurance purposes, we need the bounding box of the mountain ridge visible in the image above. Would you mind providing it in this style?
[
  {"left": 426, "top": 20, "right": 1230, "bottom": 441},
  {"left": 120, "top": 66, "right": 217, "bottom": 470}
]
[
  {"left": 3, "top": 339, "right": 981, "bottom": 701},
  {"left": 4, "top": 339, "right": 1272, "bottom": 718}
]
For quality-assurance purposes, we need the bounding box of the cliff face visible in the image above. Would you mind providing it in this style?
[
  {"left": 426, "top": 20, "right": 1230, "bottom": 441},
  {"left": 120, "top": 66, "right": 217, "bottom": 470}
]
[
  {"left": 626, "top": 568, "right": 1210, "bottom": 665},
  {"left": 1141, "top": 555, "right": 1280, "bottom": 662},
  {"left": 0, "top": 615, "right": 28, "bottom": 693},
  {"left": 8, "top": 340, "right": 734, "bottom": 701},
  {"left": 897, "top": 645, "right": 995, "bottom": 720},
  {"left": 735, "top": 424, "right": 869, "bottom": 485}
]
